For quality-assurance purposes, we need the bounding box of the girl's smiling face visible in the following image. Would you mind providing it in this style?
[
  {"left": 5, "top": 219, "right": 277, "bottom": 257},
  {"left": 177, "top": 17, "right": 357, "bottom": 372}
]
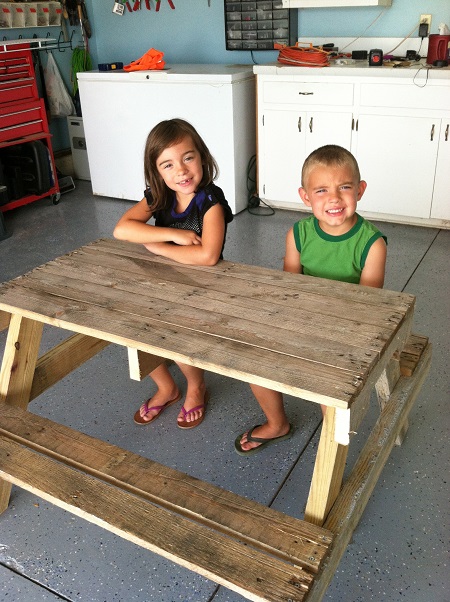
[
  {"left": 156, "top": 135, "right": 203, "bottom": 205},
  {"left": 299, "top": 163, "right": 367, "bottom": 235}
]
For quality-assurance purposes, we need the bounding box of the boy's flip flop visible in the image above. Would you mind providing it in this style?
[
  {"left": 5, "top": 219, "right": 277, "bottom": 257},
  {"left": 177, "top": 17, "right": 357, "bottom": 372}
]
[
  {"left": 177, "top": 390, "right": 210, "bottom": 429},
  {"left": 133, "top": 392, "right": 182, "bottom": 425},
  {"left": 234, "top": 424, "right": 294, "bottom": 456}
]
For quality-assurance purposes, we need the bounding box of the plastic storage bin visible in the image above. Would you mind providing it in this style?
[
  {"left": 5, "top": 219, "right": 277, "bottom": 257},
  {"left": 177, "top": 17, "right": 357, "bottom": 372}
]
[
  {"left": 36, "top": 2, "right": 50, "bottom": 26},
  {"left": 11, "top": 5, "right": 26, "bottom": 28},
  {"left": 24, "top": 3, "right": 38, "bottom": 27},
  {"left": 0, "top": 3, "right": 12, "bottom": 29},
  {"left": 49, "top": 2, "right": 62, "bottom": 26}
]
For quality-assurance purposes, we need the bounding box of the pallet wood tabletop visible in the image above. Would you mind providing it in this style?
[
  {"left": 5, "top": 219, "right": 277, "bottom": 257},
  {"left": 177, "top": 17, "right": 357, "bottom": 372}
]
[{"left": 0, "top": 238, "right": 415, "bottom": 409}]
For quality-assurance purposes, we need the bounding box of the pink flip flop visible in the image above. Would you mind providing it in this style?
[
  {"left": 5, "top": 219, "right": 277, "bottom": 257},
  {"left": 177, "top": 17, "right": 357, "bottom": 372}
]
[
  {"left": 177, "top": 390, "right": 210, "bottom": 429},
  {"left": 133, "top": 392, "right": 182, "bottom": 425}
]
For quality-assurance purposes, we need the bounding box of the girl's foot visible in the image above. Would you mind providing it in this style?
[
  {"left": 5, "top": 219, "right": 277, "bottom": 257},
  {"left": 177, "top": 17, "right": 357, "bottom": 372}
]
[
  {"left": 134, "top": 390, "right": 182, "bottom": 425},
  {"left": 177, "top": 387, "right": 209, "bottom": 428}
]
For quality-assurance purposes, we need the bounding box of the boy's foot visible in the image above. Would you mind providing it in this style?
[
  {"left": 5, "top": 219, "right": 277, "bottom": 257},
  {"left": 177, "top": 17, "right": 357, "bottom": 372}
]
[
  {"left": 134, "top": 391, "right": 182, "bottom": 425},
  {"left": 177, "top": 390, "right": 209, "bottom": 429},
  {"left": 235, "top": 423, "right": 293, "bottom": 456}
]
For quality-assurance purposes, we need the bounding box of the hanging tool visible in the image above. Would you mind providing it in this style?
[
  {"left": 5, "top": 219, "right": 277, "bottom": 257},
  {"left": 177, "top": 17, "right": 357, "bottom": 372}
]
[
  {"left": 145, "top": 0, "right": 151, "bottom": 8},
  {"left": 132, "top": 0, "right": 141, "bottom": 10},
  {"left": 76, "top": 0, "right": 91, "bottom": 38}
]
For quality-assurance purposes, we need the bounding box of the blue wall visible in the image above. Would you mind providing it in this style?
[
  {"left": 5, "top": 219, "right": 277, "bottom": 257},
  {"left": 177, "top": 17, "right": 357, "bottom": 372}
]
[
  {"left": 86, "top": 0, "right": 450, "bottom": 66},
  {"left": 2, "top": 0, "right": 448, "bottom": 150}
]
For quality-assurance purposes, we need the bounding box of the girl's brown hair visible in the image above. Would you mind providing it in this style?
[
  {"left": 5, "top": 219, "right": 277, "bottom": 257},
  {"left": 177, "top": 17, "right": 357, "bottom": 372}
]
[
  {"left": 143, "top": 118, "right": 219, "bottom": 212},
  {"left": 301, "top": 145, "right": 361, "bottom": 188}
]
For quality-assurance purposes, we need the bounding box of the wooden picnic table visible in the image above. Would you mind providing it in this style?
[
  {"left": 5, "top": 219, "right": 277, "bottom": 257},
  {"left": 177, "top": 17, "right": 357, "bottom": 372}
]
[{"left": 0, "top": 238, "right": 431, "bottom": 601}]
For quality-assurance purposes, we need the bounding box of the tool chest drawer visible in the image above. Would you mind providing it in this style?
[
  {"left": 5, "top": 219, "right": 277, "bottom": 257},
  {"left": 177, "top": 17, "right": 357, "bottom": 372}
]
[
  {"left": 0, "top": 99, "right": 45, "bottom": 143},
  {"left": 0, "top": 48, "right": 38, "bottom": 104}
]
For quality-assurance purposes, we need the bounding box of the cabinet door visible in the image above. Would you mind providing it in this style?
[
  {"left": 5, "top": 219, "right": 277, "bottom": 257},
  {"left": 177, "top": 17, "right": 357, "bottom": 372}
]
[
  {"left": 258, "top": 109, "right": 353, "bottom": 206},
  {"left": 259, "top": 109, "right": 305, "bottom": 205},
  {"left": 305, "top": 111, "right": 353, "bottom": 156},
  {"left": 430, "top": 121, "right": 450, "bottom": 220},
  {"left": 355, "top": 114, "right": 438, "bottom": 219}
]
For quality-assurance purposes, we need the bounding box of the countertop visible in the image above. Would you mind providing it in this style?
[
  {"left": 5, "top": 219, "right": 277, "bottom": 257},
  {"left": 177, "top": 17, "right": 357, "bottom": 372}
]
[
  {"left": 77, "top": 64, "right": 255, "bottom": 84},
  {"left": 253, "top": 61, "right": 450, "bottom": 82}
]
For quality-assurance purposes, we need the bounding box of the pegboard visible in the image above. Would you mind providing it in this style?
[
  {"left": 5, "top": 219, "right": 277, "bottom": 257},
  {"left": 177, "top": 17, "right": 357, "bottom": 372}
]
[{"left": 224, "top": 1, "right": 297, "bottom": 51}]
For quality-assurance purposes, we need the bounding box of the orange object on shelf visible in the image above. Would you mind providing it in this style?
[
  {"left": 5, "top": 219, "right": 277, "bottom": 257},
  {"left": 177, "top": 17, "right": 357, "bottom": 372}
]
[
  {"left": 276, "top": 42, "right": 330, "bottom": 67},
  {"left": 124, "top": 48, "right": 165, "bottom": 71}
]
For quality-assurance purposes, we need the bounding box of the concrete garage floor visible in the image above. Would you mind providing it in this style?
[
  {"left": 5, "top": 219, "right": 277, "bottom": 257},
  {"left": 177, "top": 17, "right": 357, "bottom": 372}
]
[{"left": 0, "top": 181, "right": 448, "bottom": 602}]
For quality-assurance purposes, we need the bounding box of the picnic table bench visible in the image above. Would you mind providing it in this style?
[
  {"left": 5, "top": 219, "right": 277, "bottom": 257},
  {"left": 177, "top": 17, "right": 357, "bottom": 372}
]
[{"left": 0, "top": 238, "right": 431, "bottom": 601}]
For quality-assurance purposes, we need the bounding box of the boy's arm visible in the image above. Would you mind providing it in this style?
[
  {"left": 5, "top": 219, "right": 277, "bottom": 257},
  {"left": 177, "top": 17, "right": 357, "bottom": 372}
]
[
  {"left": 359, "top": 237, "right": 387, "bottom": 288},
  {"left": 283, "top": 227, "right": 302, "bottom": 274}
]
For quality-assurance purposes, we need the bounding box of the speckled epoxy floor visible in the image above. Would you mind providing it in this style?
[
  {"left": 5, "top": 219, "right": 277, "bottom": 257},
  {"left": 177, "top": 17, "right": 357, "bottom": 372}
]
[{"left": 0, "top": 182, "right": 449, "bottom": 602}]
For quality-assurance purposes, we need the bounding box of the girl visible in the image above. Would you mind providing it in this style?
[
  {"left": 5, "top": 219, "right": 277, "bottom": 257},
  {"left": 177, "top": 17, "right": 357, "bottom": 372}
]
[{"left": 114, "top": 118, "right": 233, "bottom": 429}]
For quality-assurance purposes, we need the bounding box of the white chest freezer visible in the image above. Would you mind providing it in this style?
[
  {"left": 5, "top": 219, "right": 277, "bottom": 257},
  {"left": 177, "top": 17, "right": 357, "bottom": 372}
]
[{"left": 77, "top": 65, "right": 256, "bottom": 214}]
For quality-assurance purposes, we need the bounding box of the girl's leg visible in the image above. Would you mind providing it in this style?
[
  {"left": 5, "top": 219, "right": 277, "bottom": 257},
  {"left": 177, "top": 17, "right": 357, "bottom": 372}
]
[
  {"left": 239, "top": 384, "right": 291, "bottom": 452},
  {"left": 175, "top": 362, "right": 207, "bottom": 424},
  {"left": 135, "top": 362, "right": 181, "bottom": 423}
]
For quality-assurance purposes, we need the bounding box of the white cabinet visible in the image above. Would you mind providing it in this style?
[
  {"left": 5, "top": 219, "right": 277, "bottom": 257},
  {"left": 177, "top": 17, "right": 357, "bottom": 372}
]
[
  {"left": 430, "top": 120, "right": 450, "bottom": 220},
  {"left": 354, "top": 114, "right": 438, "bottom": 219},
  {"left": 257, "top": 77, "right": 353, "bottom": 207},
  {"left": 77, "top": 66, "right": 255, "bottom": 214},
  {"left": 255, "top": 67, "right": 450, "bottom": 227}
]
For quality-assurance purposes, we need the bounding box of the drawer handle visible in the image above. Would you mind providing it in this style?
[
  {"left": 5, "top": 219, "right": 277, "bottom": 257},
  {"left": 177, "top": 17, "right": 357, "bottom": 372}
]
[
  {"left": 0, "top": 119, "right": 42, "bottom": 132},
  {"left": 299, "top": 92, "right": 314, "bottom": 95},
  {"left": 430, "top": 124, "right": 435, "bottom": 141},
  {"left": 309, "top": 117, "right": 313, "bottom": 133},
  {"left": 298, "top": 116, "right": 301, "bottom": 132},
  {"left": 0, "top": 108, "right": 37, "bottom": 118},
  {"left": 445, "top": 124, "right": 449, "bottom": 142}
]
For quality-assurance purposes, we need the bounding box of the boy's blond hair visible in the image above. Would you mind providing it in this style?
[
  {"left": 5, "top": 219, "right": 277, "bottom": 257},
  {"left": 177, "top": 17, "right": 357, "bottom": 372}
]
[{"left": 301, "top": 145, "right": 361, "bottom": 188}]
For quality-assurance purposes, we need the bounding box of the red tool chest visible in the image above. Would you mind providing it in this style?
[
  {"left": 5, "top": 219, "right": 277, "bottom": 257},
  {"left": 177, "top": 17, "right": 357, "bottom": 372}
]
[{"left": 0, "top": 44, "right": 60, "bottom": 212}]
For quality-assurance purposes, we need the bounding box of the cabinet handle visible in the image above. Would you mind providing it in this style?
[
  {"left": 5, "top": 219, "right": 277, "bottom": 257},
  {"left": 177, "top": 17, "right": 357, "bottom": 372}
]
[
  {"left": 445, "top": 124, "right": 449, "bottom": 142},
  {"left": 352, "top": 118, "right": 355, "bottom": 130},
  {"left": 299, "top": 92, "right": 314, "bottom": 95},
  {"left": 430, "top": 124, "right": 435, "bottom": 141},
  {"left": 309, "top": 117, "right": 313, "bottom": 133},
  {"left": 298, "top": 116, "right": 301, "bottom": 132}
]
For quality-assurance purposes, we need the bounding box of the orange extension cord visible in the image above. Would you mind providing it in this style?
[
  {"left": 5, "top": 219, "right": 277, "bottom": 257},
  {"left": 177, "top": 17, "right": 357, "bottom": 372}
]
[{"left": 276, "top": 43, "right": 330, "bottom": 67}]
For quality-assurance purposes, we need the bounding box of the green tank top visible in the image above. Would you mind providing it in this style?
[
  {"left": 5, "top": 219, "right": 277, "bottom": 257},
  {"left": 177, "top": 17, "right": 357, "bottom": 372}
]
[{"left": 293, "top": 214, "right": 387, "bottom": 284}]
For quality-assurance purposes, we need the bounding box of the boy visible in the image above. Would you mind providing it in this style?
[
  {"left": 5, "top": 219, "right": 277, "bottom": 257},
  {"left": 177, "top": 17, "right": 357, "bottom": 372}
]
[{"left": 235, "top": 145, "right": 387, "bottom": 455}]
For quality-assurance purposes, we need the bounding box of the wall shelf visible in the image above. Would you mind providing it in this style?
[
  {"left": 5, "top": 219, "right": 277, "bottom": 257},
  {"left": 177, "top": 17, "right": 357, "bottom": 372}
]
[{"left": 282, "top": 0, "right": 392, "bottom": 7}]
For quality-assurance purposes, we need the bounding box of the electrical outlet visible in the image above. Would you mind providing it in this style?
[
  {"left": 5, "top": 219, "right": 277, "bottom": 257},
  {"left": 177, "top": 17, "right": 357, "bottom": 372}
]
[{"left": 420, "top": 14, "right": 432, "bottom": 32}]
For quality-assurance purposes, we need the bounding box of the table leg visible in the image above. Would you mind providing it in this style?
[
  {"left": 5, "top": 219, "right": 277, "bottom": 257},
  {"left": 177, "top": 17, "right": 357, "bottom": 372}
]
[
  {"left": 376, "top": 357, "right": 408, "bottom": 445},
  {"left": 304, "top": 406, "right": 349, "bottom": 526},
  {"left": 0, "top": 314, "right": 43, "bottom": 513}
]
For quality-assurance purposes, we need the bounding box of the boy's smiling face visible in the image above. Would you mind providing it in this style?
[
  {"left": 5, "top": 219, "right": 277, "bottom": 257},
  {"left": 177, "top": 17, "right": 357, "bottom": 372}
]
[{"left": 299, "top": 163, "right": 367, "bottom": 236}]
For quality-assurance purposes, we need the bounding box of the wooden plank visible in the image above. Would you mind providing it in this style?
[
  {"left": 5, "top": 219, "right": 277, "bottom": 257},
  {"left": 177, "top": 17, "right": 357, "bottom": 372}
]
[
  {"left": 90, "top": 239, "right": 414, "bottom": 313},
  {"left": 304, "top": 407, "right": 349, "bottom": 526},
  {"left": 305, "top": 342, "right": 432, "bottom": 602},
  {"left": 21, "top": 268, "right": 378, "bottom": 376},
  {"left": 72, "top": 243, "right": 414, "bottom": 330},
  {"left": 29, "top": 334, "right": 110, "bottom": 401},
  {"left": 0, "top": 404, "right": 332, "bottom": 574},
  {"left": 0, "top": 314, "right": 43, "bottom": 408},
  {"left": 399, "top": 334, "right": 429, "bottom": 376},
  {"left": 38, "top": 254, "right": 395, "bottom": 357},
  {"left": 0, "top": 436, "right": 317, "bottom": 602},
  {"left": 0, "top": 314, "right": 42, "bottom": 513},
  {"left": 0, "top": 285, "right": 361, "bottom": 407},
  {"left": 0, "top": 309, "right": 9, "bottom": 332},
  {"left": 127, "top": 348, "right": 166, "bottom": 380}
]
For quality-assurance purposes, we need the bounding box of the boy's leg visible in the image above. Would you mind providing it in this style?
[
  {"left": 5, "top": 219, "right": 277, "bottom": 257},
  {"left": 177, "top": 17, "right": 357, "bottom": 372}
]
[
  {"left": 135, "top": 363, "right": 181, "bottom": 423},
  {"left": 238, "top": 384, "right": 291, "bottom": 452},
  {"left": 176, "top": 363, "right": 207, "bottom": 424}
]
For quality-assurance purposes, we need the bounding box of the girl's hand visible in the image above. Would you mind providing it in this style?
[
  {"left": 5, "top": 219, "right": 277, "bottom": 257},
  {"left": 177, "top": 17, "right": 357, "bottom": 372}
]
[{"left": 169, "top": 230, "right": 202, "bottom": 246}]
